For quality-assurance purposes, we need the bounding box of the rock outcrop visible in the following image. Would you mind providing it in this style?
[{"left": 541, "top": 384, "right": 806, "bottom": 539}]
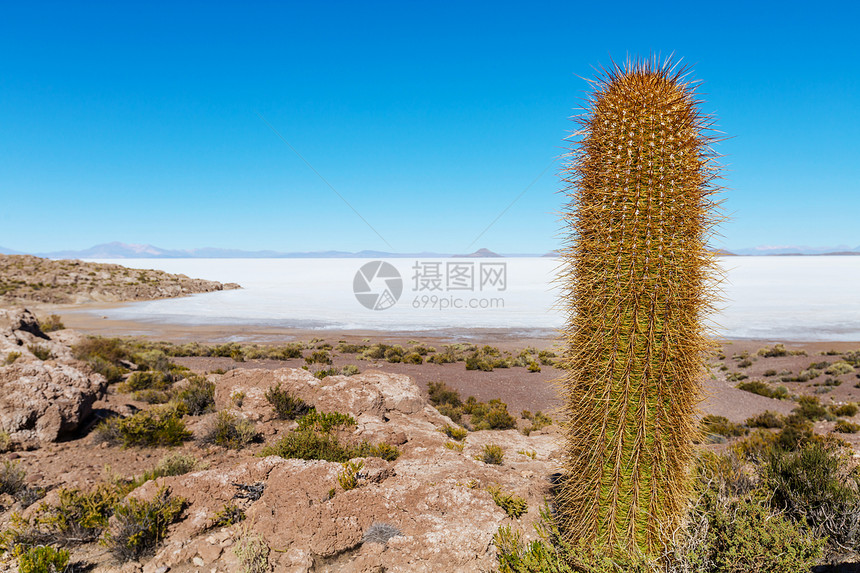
[
  {"left": 0, "top": 309, "right": 106, "bottom": 447},
  {"left": 130, "top": 367, "right": 563, "bottom": 572}
]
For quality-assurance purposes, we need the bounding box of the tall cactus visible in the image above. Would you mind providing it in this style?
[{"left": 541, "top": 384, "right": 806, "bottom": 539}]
[{"left": 557, "top": 58, "right": 721, "bottom": 556}]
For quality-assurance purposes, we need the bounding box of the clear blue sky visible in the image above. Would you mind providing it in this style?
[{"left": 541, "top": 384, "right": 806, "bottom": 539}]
[{"left": 1, "top": 0, "right": 858, "bottom": 254}]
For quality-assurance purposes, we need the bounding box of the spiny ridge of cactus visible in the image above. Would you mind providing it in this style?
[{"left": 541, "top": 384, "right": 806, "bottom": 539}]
[{"left": 557, "top": 56, "right": 722, "bottom": 556}]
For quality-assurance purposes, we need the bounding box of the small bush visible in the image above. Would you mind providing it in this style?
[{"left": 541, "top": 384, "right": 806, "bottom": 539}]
[
  {"left": 758, "top": 344, "right": 789, "bottom": 357},
  {"left": 467, "top": 398, "right": 517, "bottom": 431},
  {"left": 428, "top": 381, "right": 462, "bottom": 408},
  {"left": 154, "top": 452, "right": 202, "bottom": 476},
  {"left": 202, "top": 411, "right": 259, "bottom": 449},
  {"left": 337, "top": 460, "right": 364, "bottom": 491},
  {"left": 834, "top": 419, "right": 860, "bottom": 433},
  {"left": 440, "top": 424, "right": 467, "bottom": 441},
  {"left": 37, "top": 484, "right": 121, "bottom": 543},
  {"left": 737, "top": 380, "right": 789, "bottom": 400},
  {"left": 782, "top": 368, "right": 822, "bottom": 383},
  {"left": 481, "top": 444, "right": 504, "bottom": 465},
  {"left": 522, "top": 411, "right": 553, "bottom": 435},
  {"left": 0, "top": 430, "right": 11, "bottom": 452},
  {"left": 701, "top": 415, "right": 746, "bottom": 438},
  {"left": 103, "top": 487, "right": 185, "bottom": 561},
  {"left": 362, "top": 522, "right": 402, "bottom": 545},
  {"left": 830, "top": 402, "right": 859, "bottom": 417},
  {"left": 763, "top": 369, "right": 778, "bottom": 377},
  {"left": 261, "top": 429, "right": 352, "bottom": 462},
  {"left": 212, "top": 502, "right": 245, "bottom": 528},
  {"left": 296, "top": 409, "right": 356, "bottom": 433},
  {"left": 487, "top": 485, "right": 527, "bottom": 519},
  {"left": 746, "top": 410, "right": 784, "bottom": 429},
  {"left": 726, "top": 371, "right": 748, "bottom": 382},
  {"left": 305, "top": 349, "right": 332, "bottom": 365},
  {"left": 445, "top": 440, "right": 465, "bottom": 452},
  {"left": 174, "top": 376, "right": 216, "bottom": 415},
  {"left": 826, "top": 361, "right": 854, "bottom": 376},
  {"left": 764, "top": 441, "right": 860, "bottom": 554},
  {"left": 27, "top": 344, "right": 52, "bottom": 361},
  {"left": 341, "top": 364, "right": 360, "bottom": 376},
  {"left": 401, "top": 351, "right": 423, "bottom": 364},
  {"left": 36, "top": 314, "right": 65, "bottom": 333},
  {"left": 358, "top": 441, "right": 400, "bottom": 462},
  {"left": 4, "top": 351, "right": 21, "bottom": 365},
  {"left": 0, "top": 460, "right": 26, "bottom": 495},
  {"left": 115, "top": 405, "right": 192, "bottom": 448},
  {"left": 265, "top": 384, "right": 311, "bottom": 420},
  {"left": 776, "top": 414, "right": 814, "bottom": 451},
  {"left": 794, "top": 395, "right": 832, "bottom": 421},
  {"left": 121, "top": 370, "right": 170, "bottom": 393},
  {"left": 233, "top": 526, "right": 269, "bottom": 573},
  {"left": 12, "top": 545, "right": 70, "bottom": 573}
]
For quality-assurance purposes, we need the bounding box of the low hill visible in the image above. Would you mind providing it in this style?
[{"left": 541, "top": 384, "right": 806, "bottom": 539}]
[{"left": 0, "top": 254, "right": 240, "bottom": 305}]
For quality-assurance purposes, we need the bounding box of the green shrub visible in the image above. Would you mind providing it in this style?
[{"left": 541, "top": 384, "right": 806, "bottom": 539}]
[
  {"left": 776, "top": 414, "right": 814, "bottom": 451},
  {"left": 440, "top": 424, "right": 467, "bottom": 441},
  {"left": 522, "top": 411, "right": 553, "bottom": 435},
  {"left": 121, "top": 370, "right": 170, "bottom": 393},
  {"left": 12, "top": 545, "right": 70, "bottom": 573},
  {"left": 830, "top": 402, "right": 859, "bottom": 417},
  {"left": 202, "top": 411, "right": 259, "bottom": 449},
  {"left": 793, "top": 395, "right": 832, "bottom": 421},
  {"left": 736, "top": 380, "right": 788, "bottom": 399},
  {"left": 211, "top": 502, "right": 245, "bottom": 528},
  {"left": 745, "top": 410, "right": 784, "bottom": 429},
  {"left": 233, "top": 526, "right": 269, "bottom": 573},
  {"left": 161, "top": 451, "right": 199, "bottom": 471},
  {"left": 467, "top": 398, "right": 517, "bottom": 431},
  {"left": 103, "top": 487, "right": 185, "bottom": 561},
  {"left": 825, "top": 361, "right": 854, "bottom": 376},
  {"left": 701, "top": 415, "right": 746, "bottom": 438},
  {"left": 401, "top": 351, "right": 423, "bottom": 364},
  {"left": 27, "top": 344, "right": 52, "bottom": 361},
  {"left": 782, "top": 368, "right": 821, "bottom": 383},
  {"left": 4, "top": 351, "right": 21, "bottom": 365},
  {"left": 0, "top": 430, "right": 11, "bottom": 452},
  {"left": 114, "top": 405, "right": 192, "bottom": 448},
  {"left": 336, "top": 342, "right": 368, "bottom": 354},
  {"left": 341, "top": 364, "right": 360, "bottom": 376},
  {"left": 696, "top": 494, "right": 824, "bottom": 572},
  {"left": 757, "top": 344, "right": 790, "bottom": 357},
  {"left": 428, "top": 381, "right": 462, "bottom": 408},
  {"left": 0, "top": 460, "right": 26, "bottom": 495},
  {"left": 763, "top": 441, "right": 860, "bottom": 554},
  {"left": 132, "top": 389, "right": 172, "bottom": 404},
  {"left": 36, "top": 484, "right": 121, "bottom": 543},
  {"left": 296, "top": 409, "right": 356, "bottom": 433},
  {"left": 357, "top": 441, "right": 400, "bottom": 462},
  {"left": 481, "top": 444, "right": 504, "bottom": 465},
  {"left": 337, "top": 460, "right": 364, "bottom": 491},
  {"left": 265, "top": 383, "right": 311, "bottom": 420},
  {"left": 834, "top": 419, "right": 860, "bottom": 433},
  {"left": 487, "top": 485, "right": 527, "bottom": 519},
  {"left": 305, "top": 349, "right": 332, "bottom": 365},
  {"left": 261, "top": 429, "right": 352, "bottom": 462},
  {"left": 174, "top": 376, "right": 216, "bottom": 415}
]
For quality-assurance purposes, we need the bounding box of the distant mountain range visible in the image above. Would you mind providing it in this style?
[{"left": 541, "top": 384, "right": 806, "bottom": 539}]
[{"left": 1, "top": 242, "right": 859, "bottom": 259}]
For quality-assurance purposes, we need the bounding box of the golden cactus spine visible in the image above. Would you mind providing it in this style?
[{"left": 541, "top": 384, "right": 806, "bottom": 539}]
[{"left": 557, "top": 58, "right": 721, "bottom": 556}]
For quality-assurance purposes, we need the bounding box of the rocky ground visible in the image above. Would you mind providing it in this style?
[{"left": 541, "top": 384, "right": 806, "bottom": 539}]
[
  {"left": 2, "top": 307, "right": 860, "bottom": 572},
  {"left": 0, "top": 255, "right": 239, "bottom": 305}
]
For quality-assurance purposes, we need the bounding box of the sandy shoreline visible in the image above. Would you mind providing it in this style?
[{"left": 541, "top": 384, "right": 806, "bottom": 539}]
[{"left": 35, "top": 300, "right": 860, "bottom": 354}]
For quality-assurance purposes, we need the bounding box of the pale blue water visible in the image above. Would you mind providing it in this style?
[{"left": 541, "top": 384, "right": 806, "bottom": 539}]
[{"left": 81, "top": 257, "right": 860, "bottom": 341}]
